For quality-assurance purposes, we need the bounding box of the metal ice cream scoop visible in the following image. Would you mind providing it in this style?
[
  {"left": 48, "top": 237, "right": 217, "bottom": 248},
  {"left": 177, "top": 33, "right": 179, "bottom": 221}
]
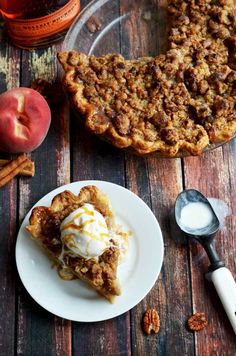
[{"left": 175, "top": 189, "right": 236, "bottom": 334}]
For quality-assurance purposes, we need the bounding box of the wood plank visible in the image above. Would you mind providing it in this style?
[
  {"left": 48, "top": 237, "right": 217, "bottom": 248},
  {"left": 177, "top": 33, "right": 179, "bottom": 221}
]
[
  {"left": 119, "top": 0, "right": 194, "bottom": 354},
  {"left": 71, "top": 106, "right": 131, "bottom": 353},
  {"left": 146, "top": 157, "right": 194, "bottom": 355},
  {"left": 0, "top": 29, "right": 21, "bottom": 354},
  {"left": 16, "top": 43, "right": 71, "bottom": 356},
  {"left": 120, "top": 0, "right": 159, "bottom": 59},
  {"left": 0, "top": 183, "right": 17, "bottom": 356},
  {"left": 70, "top": 1, "right": 131, "bottom": 355},
  {"left": 184, "top": 143, "right": 236, "bottom": 355},
  {"left": 126, "top": 156, "right": 195, "bottom": 355}
]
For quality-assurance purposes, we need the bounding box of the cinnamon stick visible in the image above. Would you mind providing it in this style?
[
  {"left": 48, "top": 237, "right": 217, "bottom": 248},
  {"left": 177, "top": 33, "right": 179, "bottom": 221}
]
[
  {"left": 0, "top": 159, "right": 35, "bottom": 177},
  {"left": 0, "top": 154, "right": 31, "bottom": 188}
]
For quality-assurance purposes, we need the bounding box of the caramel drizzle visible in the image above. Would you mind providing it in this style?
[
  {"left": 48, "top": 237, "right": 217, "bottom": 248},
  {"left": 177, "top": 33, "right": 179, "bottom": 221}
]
[{"left": 61, "top": 207, "right": 95, "bottom": 231}]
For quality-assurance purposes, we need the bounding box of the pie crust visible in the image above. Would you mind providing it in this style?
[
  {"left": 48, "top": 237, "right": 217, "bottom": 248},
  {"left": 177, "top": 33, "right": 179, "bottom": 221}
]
[
  {"left": 58, "top": 0, "right": 236, "bottom": 156},
  {"left": 26, "top": 185, "right": 121, "bottom": 302}
]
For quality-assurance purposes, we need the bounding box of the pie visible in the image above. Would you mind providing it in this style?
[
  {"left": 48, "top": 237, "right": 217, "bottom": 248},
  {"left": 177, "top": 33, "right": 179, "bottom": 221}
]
[
  {"left": 58, "top": 0, "right": 236, "bottom": 157},
  {"left": 26, "top": 185, "right": 124, "bottom": 302}
]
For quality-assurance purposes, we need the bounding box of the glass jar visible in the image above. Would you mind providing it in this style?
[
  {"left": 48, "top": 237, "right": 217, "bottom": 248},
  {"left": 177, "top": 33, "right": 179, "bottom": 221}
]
[{"left": 0, "top": 0, "right": 80, "bottom": 48}]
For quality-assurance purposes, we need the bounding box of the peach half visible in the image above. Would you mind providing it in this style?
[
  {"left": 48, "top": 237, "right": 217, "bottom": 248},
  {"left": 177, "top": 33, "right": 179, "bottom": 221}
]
[{"left": 0, "top": 88, "right": 51, "bottom": 153}]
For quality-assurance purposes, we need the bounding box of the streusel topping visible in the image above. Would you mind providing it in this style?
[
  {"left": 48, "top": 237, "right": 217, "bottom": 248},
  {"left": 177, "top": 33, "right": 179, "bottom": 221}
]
[{"left": 58, "top": 0, "right": 236, "bottom": 156}]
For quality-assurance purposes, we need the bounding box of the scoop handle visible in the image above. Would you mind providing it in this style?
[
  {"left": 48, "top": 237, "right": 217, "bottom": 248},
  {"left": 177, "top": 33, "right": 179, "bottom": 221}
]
[{"left": 211, "top": 267, "right": 236, "bottom": 334}]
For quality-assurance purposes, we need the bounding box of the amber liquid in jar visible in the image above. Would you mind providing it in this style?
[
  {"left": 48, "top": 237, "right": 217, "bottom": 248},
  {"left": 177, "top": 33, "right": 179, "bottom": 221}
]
[
  {"left": 0, "top": 0, "right": 80, "bottom": 48},
  {"left": 1, "top": 1, "right": 70, "bottom": 19}
]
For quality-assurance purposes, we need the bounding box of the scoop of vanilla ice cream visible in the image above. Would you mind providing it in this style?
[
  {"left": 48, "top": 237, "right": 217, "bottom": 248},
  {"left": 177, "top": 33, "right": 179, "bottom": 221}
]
[{"left": 60, "top": 203, "right": 112, "bottom": 259}]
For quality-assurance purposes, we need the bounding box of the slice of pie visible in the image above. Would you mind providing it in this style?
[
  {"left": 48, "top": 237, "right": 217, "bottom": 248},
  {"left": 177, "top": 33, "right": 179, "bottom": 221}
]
[{"left": 26, "top": 185, "right": 123, "bottom": 302}]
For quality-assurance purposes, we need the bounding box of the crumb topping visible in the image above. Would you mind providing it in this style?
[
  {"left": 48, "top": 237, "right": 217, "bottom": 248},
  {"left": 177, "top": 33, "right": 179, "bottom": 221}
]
[{"left": 58, "top": 0, "right": 236, "bottom": 156}]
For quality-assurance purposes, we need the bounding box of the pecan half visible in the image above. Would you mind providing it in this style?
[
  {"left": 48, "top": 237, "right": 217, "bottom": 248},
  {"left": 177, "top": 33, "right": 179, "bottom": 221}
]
[
  {"left": 187, "top": 312, "right": 208, "bottom": 331},
  {"left": 142, "top": 308, "right": 160, "bottom": 335}
]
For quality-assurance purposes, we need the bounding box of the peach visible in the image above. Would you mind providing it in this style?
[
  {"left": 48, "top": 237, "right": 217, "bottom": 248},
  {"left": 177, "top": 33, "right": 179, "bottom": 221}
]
[{"left": 0, "top": 88, "right": 51, "bottom": 153}]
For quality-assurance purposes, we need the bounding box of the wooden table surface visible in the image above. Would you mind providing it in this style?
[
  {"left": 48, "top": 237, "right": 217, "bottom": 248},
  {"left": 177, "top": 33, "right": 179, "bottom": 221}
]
[{"left": 0, "top": 0, "right": 236, "bottom": 355}]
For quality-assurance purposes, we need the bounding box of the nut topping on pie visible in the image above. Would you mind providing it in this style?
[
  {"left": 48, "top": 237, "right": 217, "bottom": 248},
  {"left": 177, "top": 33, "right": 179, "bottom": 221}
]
[
  {"left": 58, "top": 0, "right": 236, "bottom": 157},
  {"left": 26, "top": 185, "right": 129, "bottom": 302}
]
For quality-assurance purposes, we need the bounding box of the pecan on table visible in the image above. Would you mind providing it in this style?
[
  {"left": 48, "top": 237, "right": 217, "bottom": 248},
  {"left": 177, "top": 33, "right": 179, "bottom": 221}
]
[
  {"left": 142, "top": 308, "right": 160, "bottom": 335},
  {"left": 187, "top": 312, "right": 208, "bottom": 331}
]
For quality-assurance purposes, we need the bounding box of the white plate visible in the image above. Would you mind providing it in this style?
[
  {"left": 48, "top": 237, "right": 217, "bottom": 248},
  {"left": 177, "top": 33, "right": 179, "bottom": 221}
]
[{"left": 16, "top": 180, "right": 164, "bottom": 322}]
